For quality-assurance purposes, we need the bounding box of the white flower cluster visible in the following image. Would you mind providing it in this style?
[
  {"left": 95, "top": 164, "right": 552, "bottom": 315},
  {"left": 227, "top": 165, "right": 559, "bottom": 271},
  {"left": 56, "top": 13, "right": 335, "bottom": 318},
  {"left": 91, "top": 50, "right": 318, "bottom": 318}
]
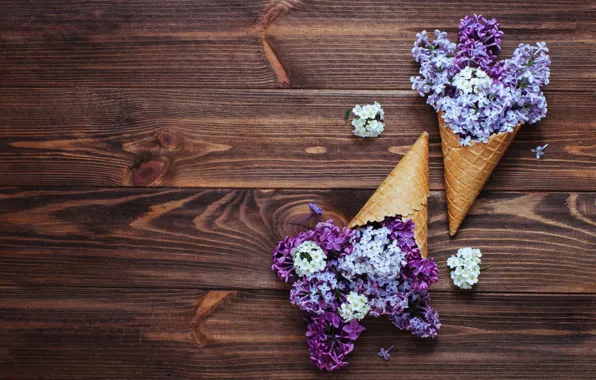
[
  {"left": 339, "top": 291, "right": 371, "bottom": 321},
  {"left": 447, "top": 247, "right": 482, "bottom": 289},
  {"left": 351, "top": 102, "right": 385, "bottom": 138},
  {"left": 339, "top": 226, "right": 406, "bottom": 281},
  {"left": 292, "top": 241, "right": 326, "bottom": 277},
  {"left": 452, "top": 67, "right": 491, "bottom": 95}
]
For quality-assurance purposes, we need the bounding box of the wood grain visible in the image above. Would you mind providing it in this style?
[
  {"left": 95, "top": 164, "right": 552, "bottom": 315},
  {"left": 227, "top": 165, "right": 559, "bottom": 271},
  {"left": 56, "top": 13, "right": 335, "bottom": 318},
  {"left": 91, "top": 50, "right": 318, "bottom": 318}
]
[
  {"left": 1, "top": 2, "right": 595, "bottom": 377},
  {"left": 1, "top": 188, "right": 594, "bottom": 292},
  {"left": 2, "top": 89, "right": 595, "bottom": 190},
  {"left": 1, "top": 287, "right": 594, "bottom": 379},
  {"left": 0, "top": 0, "right": 593, "bottom": 90}
]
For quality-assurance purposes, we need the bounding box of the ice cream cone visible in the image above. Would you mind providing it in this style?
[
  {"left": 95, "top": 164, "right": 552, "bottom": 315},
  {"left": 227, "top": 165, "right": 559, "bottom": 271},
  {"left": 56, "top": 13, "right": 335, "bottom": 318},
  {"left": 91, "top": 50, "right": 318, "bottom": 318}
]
[
  {"left": 348, "top": 132, "right": 430, "bottom": 257},
  {"left": 438, "top": 112, "right": 521, "bottom": 236}
]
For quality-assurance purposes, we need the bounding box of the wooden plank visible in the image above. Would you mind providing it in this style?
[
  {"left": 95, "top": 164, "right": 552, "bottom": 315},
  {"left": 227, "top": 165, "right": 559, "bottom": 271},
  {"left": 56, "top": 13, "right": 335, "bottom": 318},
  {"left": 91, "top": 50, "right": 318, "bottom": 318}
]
[
  {"left": 1, "top": 0, "right": 593, "bottom": 90},
  {"left": 1, "top": 188, "right": 594, "bottom": 292},
  {"left": 1, "top": 89, "right": 594, "bottom": 190},
  {"left": 1, "top": 287, "right": 594, "bottom": 379}
]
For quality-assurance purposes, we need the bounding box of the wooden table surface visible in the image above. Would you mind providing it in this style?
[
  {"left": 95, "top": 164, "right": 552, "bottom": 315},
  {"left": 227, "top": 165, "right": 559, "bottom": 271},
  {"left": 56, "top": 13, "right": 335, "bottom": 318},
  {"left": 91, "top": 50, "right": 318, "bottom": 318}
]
[{"left": 1, "top": 1, "right": 595, "bottom": 379}]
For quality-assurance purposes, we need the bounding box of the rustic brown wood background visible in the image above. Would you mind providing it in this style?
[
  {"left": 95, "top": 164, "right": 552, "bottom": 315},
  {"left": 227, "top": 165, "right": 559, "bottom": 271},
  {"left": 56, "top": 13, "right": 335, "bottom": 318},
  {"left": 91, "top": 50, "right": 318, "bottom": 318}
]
[{"left": 1, "top": 1, "right": 595, "bottom": 378}]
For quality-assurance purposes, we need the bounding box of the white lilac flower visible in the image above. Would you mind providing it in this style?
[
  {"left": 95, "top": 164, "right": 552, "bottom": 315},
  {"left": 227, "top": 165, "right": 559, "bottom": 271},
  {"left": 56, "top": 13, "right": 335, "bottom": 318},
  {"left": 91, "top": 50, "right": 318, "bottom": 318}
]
[
  {"left": 531, "top": 144, "right": 548, "bottom": 159},
  {"left": 292, "top": 241, "right": 326, "bottom": 277},
  {"left": 339, "top": 291, "right": 370, "bottom": 321},
  {"left": 350, "top": 102, "right": 385, "bottom": 138},
  {"left": 339, "top": 225, "right": 406, "bottom": 281},
  {"left": 447, "top": 247, "right": 482, "bottom": 289},
  {"left": 453, "top": 67, "right": 491, "bottom": 95}
]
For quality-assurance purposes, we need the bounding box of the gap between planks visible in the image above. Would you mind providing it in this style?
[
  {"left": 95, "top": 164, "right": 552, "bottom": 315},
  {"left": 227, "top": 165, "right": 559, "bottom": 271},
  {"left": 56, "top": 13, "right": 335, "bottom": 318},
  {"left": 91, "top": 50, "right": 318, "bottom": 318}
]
[
  {"left": 0, "top": 87, "right": 592, "bottom": 93},
  {"left": 0, "top": 285, "right": 594, "bottom": 295}
]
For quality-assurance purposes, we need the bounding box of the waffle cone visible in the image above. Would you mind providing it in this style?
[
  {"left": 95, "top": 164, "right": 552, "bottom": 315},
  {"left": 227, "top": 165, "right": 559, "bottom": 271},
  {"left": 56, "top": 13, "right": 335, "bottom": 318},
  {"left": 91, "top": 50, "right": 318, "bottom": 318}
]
[
  {"left": 348, "top": 132, "right": 430, "bottom": 257},
  {"left": 438, "top": 112, "right": 521, "bottom": 236}
]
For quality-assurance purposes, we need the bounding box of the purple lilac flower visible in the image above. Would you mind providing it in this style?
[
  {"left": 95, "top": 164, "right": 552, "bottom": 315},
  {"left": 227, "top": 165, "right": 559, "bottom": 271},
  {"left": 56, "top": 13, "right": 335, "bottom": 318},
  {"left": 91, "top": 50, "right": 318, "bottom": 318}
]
[
  {"left": 271, "top": 230, "right": 315, "bottom": 283},
  {"left": 453, "top": 14, "right": 503, "bottom": 77},
  {"left": 271, "top": 220, "right": 353, "bottom": 283},
  {"left": 391, "top": 282, "right": 441, "bottom": 339},
  {"left": 411, "top": 15, "right": 550, "bottom": 145},
  {"left": 315, "top": 220, "right": 354, "bottom": 257},
  {"left": 378, "top": 345, "right": 394, "bottom": 361},
  {"left": 531, "top": 144, "right": 548, "bottom": 159},
  {"left": 459, "top": 14, "right": 503, "bottom": 49},
  {"left": 351, "top": 277, "right": 408, "bottom": 317},
  {"left": 383, "top": 216, "right": 420, "bottom": 256},
  {"left": 407, "top": 258, "right": 440, "bottom": 291},
  {"left": 343, "top": 319, "right": 365, "bottom": 340},
  {"left": 272, "top": 215, "right": 440, "bottom": 372},
  {"left": 307, "top": 202, "right": 323, "bottom": 219},
  {"left": 339, "top": 224, "right": 407, "bottom": 281},
  {"left": 411, "top": 30, "right": 457, "bottom": 109},
  {"left": 290, "top": 270, "right": 347, "bottom": 315},
  {"left": 306, "top": 313, "right": 364, "bottom": 371}
]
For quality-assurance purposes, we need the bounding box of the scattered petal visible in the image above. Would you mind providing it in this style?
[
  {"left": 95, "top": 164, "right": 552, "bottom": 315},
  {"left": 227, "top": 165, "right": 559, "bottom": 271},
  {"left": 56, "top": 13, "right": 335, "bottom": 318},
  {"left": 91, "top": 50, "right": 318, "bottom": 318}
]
[
  {"left": 378, "top": 345, "right": 394, "bottom": 361},
  {"left": 531, "top": 144, "right": 548, "bottom": 159},
  {"left": 307, "top": 202, "right": 323, "bottom": 219}
]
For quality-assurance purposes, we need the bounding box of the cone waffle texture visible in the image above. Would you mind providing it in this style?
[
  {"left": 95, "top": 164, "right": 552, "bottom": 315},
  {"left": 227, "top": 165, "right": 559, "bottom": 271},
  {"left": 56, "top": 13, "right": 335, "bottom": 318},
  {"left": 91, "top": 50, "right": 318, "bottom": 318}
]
[
  {"left": 348, "top": 132, "right": 430, "bottom": 258},
  {"left": 438, "top": 112, "right": 521, "bottom": 236}
]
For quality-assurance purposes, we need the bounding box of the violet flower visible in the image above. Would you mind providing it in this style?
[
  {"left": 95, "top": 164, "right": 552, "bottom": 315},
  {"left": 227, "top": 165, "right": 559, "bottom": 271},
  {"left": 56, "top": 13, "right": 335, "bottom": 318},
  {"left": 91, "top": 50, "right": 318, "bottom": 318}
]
[
  {"left": 271, "top": 230, "right": 315, "bottom": 283},
  {"left": 343, "top": 319, "right": 365, "bottom": 340},
  {"left": 531, "top": 144, "right": 548, "bottom": 159},
  {"left": 378, "top": 345, "right": 394, "bottom": 361},
  {"left": 307, "top": 202, "right": 323, "bottom": 219},
  {"left": 306, "top": 313, "right": 362, "bottom": 371},
  {"left": 411, "top": 15, "right": 550, "bottom": 145},
  {"left": 272, "top": 214, "right": 440, "bottom": 372},
  {"left": 290, "top": 271, "right": 344, "bottom": 315}
]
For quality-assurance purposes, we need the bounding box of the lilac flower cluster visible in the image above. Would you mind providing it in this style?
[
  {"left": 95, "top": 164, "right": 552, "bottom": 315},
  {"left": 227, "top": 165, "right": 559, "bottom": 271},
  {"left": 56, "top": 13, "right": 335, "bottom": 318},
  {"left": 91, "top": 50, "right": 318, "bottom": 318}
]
[
  {"left": 272, "top": 220, "right": 353, "bottom": 284},
  {"left": 271, "top": 216, "right": 440, "bottom": 371},
  {"left": 411, "top": 14, "right": 550, "bottom": 145}
]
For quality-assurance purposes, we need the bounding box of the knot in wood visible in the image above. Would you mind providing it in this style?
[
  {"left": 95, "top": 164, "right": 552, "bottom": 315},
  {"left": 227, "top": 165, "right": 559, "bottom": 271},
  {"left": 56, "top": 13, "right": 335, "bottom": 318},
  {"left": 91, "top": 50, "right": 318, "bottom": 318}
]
[
  {"left": 132, "top": 158, "right": 168, "bottom": 186},
  {"left": 157, "top": 132, "right": 178, "bottom": 150}
]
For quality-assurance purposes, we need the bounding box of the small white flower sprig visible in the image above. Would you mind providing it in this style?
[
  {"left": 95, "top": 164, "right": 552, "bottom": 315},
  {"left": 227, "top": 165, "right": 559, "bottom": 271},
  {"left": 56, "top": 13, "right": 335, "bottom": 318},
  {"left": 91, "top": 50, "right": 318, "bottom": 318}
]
[
  {"left": 345, "top": 102, "right": 385, "bottom": 138},
  {"left": 339, "top": 291, "right": 370, "bottom": 322},
  {"left": 452, "top": 66, "right": 492, "bottom": 96},
  {"left": 447, "top": 247, "right": 490, "bottom": 289},
  {"left": 292, "top": 241, "right": 326, "bottom": 277}
]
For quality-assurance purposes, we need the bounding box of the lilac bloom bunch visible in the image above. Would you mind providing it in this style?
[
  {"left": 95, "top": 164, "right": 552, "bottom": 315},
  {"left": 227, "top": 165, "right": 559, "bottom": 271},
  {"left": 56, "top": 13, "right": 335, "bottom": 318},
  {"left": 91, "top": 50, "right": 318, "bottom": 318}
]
[
  {"left": 272, "top": 216, "right": 440, "bottom": 371},
  {"left": 411, "top": 14, "right": 550, "bottom": 145},
  {"left": 272, "top": 220, "right": 353, "bottom": 284}
]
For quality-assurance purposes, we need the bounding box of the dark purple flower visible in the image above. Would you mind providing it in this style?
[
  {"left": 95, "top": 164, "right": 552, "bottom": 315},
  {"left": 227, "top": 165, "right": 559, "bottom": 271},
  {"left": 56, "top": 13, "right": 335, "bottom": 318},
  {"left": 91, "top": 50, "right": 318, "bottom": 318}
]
[
  {"left": 342, "top": 319, "right": 365, "bottom": 340},
  {"left": 398, "top": 234, "right": 416, "bottom": 249},
  {"left": 378, "top": 345, "right": 394, "bottom": 361},
  {"left": 271, "top": 230, "right": 315, "bottom": 283},
  {"left": 390, "top": 284, "right": 441, "bottom": 339},
  {"left": 458, "top": 14, "right": 503, "bottom": 51},
  {"left": 315, "top": 220, "right": 354, "bottom": 256},
  {"left": 306, "top": 313, "right": 360, "bottom": 371},
  {"left": 383, "top": 217, "right": 421, "bottom": 254},
  {"left": 409, "top": 258, "right": 440, "bottom": 290},
  {"left": 307, "top": 202, "right": 323, "bottom": 219},
  {"left": 454, "top": 14, "right": 504, "bottom": 77},
  {"left": 326, "top": 311, "right": 341, "bottom": 328}
]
